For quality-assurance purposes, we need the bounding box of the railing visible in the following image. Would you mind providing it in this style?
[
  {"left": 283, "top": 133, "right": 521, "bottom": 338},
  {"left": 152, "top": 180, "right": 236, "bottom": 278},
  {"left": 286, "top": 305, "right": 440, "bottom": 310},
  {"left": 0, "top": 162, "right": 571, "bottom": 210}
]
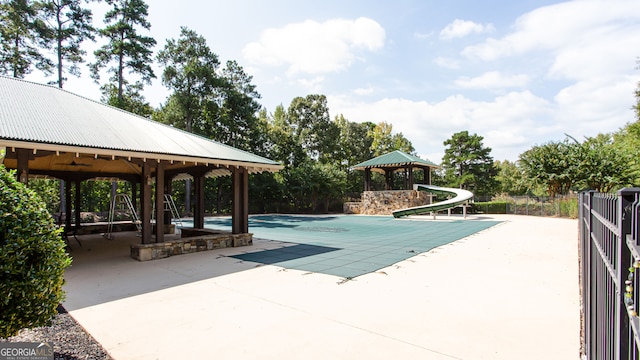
[{"left": 580, "top": 189, "right": 640, "bottom": 359}]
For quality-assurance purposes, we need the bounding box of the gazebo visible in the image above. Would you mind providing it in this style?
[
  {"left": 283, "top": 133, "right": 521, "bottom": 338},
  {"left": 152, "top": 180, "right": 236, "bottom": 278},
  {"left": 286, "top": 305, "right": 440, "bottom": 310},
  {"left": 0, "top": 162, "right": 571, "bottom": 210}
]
[
  {"left": 0, "top": 76, "right": 282, "bottom": 246},
  {"left": 352, "top": 150, "right": 439, "bottom": 191},
  {"left": 346, "top": 150, "right": 439, "bottom": 215}
]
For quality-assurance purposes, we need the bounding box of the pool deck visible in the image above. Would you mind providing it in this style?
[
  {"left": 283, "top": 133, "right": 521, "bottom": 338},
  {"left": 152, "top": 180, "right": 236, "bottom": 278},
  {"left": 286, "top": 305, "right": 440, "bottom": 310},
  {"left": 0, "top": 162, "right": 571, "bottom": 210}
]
[{"left": 62, "top": 214, "right": 580, "bottom": 360}]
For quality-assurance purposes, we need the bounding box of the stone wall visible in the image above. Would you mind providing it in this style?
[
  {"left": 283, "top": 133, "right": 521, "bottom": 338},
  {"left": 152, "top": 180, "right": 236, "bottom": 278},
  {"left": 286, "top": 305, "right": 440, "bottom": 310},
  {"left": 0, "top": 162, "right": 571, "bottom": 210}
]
[
  {"left": 344, "top": 190, "right": 431, "bottom": 215},
  {"left": 130, "top": 229, "right": 252, "bottom": 261}
]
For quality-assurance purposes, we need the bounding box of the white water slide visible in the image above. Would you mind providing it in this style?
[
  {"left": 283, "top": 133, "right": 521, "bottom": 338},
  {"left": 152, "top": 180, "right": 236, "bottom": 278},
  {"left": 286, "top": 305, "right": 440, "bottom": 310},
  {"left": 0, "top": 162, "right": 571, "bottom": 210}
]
[{"left": 392, "top": 184, "right": 474, "bottom": 218}]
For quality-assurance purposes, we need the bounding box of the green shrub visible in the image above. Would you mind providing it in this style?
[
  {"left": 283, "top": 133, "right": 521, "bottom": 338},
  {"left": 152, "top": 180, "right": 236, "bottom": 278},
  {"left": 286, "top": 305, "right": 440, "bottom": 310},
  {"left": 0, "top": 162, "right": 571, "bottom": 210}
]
[
  {"left": 558, "top": 197, "right": 579, "bottom": 219},
  {"left": 0, "top": 165, "right": 71, "bottom": 338},
  {"left": 471, "top": 201, "right": 510, "bottom": 214}
]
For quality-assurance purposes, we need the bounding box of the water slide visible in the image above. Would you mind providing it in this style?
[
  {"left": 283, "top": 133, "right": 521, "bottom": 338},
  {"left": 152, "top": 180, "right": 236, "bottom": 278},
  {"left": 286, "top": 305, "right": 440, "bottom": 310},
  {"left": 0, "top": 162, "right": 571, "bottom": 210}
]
[{"left": 392, "top": 184, "right": 474, "bottom": 218}]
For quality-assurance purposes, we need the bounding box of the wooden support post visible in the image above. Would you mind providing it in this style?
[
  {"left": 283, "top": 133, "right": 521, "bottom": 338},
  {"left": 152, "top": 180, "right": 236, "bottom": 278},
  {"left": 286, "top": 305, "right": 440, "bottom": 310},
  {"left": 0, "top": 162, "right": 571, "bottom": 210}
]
[
  {"left": 74, "top": 179, "right": 81, "bottom": 228},
  {"left": 364, "top": 168, "right": 371, "bottom": 191},
  {"left": 65, "top": 179, "right": 72, "bottom": 230},
  {"left": 232, "top": 166, "right": 249, "bottom": 234},
  {"left": 385, "top": 169, "right": 392, "bottom": 190},
  {"left": 194, "top": 174, "right": 205, "bottom": 229},
  {"left": 141, "top": 162, "right": 152, "bottom": 244},
  {"left": 155, "top": 162, "right": 165, "bottom": 243},
  {"left": 424, "top": 166, "right": 431, "bottom": 185},
  {"left": 16, "top": 148, "right": 29, "bottom": 185}
]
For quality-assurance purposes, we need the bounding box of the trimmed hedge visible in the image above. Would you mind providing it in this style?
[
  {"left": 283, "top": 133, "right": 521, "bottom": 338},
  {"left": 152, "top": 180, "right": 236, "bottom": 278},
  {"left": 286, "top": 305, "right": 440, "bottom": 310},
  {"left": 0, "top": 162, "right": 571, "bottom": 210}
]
[{"left": 0, "top": 165, "right": 71, "bottom": 338}]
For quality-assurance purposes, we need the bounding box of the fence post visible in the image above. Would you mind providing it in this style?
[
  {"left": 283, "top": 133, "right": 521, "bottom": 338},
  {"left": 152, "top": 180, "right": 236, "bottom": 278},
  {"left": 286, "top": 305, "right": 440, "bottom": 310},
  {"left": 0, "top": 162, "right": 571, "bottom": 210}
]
[
  {"left": 617, "top": 188, "right": 640, "bottom": 359},
  {"left": 581, "top": 191, "right": 595, "bottom": 359}
]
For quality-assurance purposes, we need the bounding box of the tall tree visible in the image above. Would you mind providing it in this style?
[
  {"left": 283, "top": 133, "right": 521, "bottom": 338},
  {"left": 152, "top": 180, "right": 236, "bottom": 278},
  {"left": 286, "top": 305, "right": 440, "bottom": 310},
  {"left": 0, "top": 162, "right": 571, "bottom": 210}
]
[
  {"left": 155, "top": 26, "right": 220, "bottom": 215},
  {"left": 90, "top": 0, "right": 156, "bottom": 107},
  {"left": 573, "top": 134, "right": 634, "bottom": 193},
  {"left": 335, "top": 115, "right": 375, "bottom": 168},
  {"left": 494, "top": 160, "right": 528, "bottom": 196},
  {"left": 265, "top": 104, "right": 306, "bottom": 167},
  {"left": 518, "top": 140, "right": 575, "bottom": 198},
  {"left": 441, "top": 131, "right": 498, "bottom": 195},
  {"left": 40, "top": 0, "right": 96, "bottom": 88},
  {"left": 155, "top": 26, "right": 220, "bottom": 134},
  {"left": 287, "top": 94, "right": 340, "bottom": 163},
  {"left": 369, "top": 121, "right": 414, "bottom": 156},
  {"left": 211, "top": 60, "right": 263, "bottom": 151},
  {"left": 0, "top": 0, "right": 52, "bottom": 77}
]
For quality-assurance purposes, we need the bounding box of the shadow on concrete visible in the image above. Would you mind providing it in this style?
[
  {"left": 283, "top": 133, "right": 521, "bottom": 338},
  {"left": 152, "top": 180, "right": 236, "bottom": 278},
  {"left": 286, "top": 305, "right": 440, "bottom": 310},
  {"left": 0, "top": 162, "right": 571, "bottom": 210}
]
[{"left": 62, "top": 232, "right": 289, "bottom": 312}]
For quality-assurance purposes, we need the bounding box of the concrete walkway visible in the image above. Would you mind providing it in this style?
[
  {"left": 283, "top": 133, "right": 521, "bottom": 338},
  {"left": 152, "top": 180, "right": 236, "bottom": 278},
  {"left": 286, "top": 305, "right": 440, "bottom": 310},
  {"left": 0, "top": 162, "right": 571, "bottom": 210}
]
[{"left": 63, "top": 214, "right": 580, "bottom": 360}]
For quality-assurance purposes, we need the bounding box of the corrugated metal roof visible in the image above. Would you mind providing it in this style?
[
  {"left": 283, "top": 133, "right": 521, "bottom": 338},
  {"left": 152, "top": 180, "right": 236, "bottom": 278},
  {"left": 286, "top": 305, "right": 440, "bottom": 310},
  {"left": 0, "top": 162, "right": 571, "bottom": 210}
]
[
  {"left": 352, "top": 150, "right": 439, "bottom": 169},
  {"left": 0, "top": 76, "right": 281, "bottom": 170}
]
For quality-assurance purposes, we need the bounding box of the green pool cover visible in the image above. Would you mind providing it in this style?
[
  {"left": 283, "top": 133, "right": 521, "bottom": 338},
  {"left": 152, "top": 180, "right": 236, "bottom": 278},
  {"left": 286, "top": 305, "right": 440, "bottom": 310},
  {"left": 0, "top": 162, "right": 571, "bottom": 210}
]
[{"left": 187, "top": 215, "right": 501, "bottom": 279}]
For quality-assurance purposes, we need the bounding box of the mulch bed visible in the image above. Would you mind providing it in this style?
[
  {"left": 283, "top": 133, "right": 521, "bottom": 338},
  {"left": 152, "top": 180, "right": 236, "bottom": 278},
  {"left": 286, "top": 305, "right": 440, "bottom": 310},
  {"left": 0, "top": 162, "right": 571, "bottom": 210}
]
[{"left": 0, "top": 305, "right": 112, "bottom": 360}]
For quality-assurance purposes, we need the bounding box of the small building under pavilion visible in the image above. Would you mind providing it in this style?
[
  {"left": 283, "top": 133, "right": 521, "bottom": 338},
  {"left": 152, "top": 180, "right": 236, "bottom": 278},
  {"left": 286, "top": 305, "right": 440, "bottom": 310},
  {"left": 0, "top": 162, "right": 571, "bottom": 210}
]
[
  {"left": 0, "top": 76, "right": 282, "bottom": 259},
  {"left": 345, "top": 150, "right": 440, "bottom": 215}
]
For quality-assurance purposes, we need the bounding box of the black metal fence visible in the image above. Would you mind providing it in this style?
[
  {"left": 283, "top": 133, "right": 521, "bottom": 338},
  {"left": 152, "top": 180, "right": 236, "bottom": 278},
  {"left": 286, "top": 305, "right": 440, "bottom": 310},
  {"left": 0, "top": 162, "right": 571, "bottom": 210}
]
[{"left": 580, "top": 189, "right": 640, "bottom": 359}]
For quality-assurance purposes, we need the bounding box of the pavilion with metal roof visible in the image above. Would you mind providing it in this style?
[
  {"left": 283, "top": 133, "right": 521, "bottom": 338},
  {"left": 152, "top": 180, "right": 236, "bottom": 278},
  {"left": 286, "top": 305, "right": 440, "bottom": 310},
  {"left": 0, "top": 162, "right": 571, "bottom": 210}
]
[
  {"left": 0, "top": 76, "right": 282, "bottom": 244},
  {"left": 352, "top": 150, "right": 439, "bottom": 191}
]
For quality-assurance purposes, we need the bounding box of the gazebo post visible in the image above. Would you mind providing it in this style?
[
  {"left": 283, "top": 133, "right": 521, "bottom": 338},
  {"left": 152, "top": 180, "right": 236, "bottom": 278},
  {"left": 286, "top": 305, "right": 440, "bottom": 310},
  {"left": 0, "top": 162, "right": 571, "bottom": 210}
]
[
  {"left": 423, "top": 166, "right": 431, "bottom": 185},
  {"left": 74, "top": 179, "right": 81, "bottom": 228},
  {"left": 141, "top": 162, "right": 152, "bottom": 244},
  {"left": 193, "top": 173, "right": 205, "bottom": 229},
  {"left": 364, "top": 168, "right": 371, "bottom": 191},
  {"left": 385, "top": 169, "right": 392, "bottom": 190},
  {"left": 408, "top": 165, "right": 414, "bottom": 189},
  {"left": 16, "top": 148, "right": 29, "bottom": 185},
  {"left": 65, "top": 178, "right": 72, "bottom": 230},
  {"left": 232, "top": 166, "right": 249, "bottom": 234},
  {"left": 154, "top": 162, "right": 165, "bottom": 243}
]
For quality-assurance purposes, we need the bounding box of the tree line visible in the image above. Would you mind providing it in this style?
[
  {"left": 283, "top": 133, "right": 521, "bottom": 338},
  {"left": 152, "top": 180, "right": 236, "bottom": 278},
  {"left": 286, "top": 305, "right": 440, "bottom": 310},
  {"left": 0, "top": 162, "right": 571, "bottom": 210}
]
[{"left": 2, "top": 0, "right": 639, "bottom": 215}]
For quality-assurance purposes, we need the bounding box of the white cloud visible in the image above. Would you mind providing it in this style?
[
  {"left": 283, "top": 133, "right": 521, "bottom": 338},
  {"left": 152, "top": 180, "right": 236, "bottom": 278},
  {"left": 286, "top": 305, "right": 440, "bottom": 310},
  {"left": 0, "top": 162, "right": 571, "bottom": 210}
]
[
  {"left": 295, "top": 76, "right": 325, "bottom": 92},
  {"left": 454, "top": 71, "right": 530, "bottom": 89},
  {"left": 553, "top": 75, "right": 637, "bottom": 135},
  {"left": 329, "top": 92, "right": 551, "bottom": 161},
  {"left": 413, "top": 31, "right": 434, "bottom": 40},
  {"left": 461, "top": 0, "right": 640, "bottom": 80},
  {"left": 440, "top": 19, "right": 495, "bottom": 40},
  {"left": 243, "top": 17, "right": 385, "bottom": 76},
  {"left": 433, "top": 56, "right": 460, "bottom": 70},
  {"left": 329, "top": 81, "right": 634, "bottom": 162},
  {"left": 353, "top": 86, "right": 375, "bottom": 96}
]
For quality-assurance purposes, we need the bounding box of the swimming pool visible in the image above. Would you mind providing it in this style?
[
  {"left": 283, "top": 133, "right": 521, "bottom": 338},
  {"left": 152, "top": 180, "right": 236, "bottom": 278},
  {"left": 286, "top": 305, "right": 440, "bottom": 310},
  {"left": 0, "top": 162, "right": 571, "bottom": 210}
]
[{"left": 181, "top": 214, "right": 501, "bottom": 279}]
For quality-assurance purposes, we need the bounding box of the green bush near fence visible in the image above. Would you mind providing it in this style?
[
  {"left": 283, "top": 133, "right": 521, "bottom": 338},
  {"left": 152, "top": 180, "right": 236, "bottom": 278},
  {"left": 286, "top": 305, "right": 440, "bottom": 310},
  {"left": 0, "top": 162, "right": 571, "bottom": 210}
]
[
  {"left": 471, "top": 201, "right": 510, "bottom": 214},
  {"left": 472, "top": 197, "right": 578, "bottom": 219}
]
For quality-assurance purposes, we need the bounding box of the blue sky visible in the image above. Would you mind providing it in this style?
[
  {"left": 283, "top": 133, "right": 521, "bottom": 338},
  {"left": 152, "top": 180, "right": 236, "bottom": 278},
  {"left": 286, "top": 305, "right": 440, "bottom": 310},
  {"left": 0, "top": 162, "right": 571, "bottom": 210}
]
[{"left": 29, "top": 0, "right": 640, "bottom": 162}]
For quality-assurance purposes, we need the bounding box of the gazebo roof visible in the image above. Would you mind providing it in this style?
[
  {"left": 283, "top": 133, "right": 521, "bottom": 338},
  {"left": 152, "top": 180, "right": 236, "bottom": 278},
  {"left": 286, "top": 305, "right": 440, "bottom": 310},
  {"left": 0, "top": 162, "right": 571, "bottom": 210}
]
[
  {"left": 352, "top": 150, "right": 439, "bottom": 172},
  {"left": 0, "top": 76, "right": 282, "bottom": 178}
]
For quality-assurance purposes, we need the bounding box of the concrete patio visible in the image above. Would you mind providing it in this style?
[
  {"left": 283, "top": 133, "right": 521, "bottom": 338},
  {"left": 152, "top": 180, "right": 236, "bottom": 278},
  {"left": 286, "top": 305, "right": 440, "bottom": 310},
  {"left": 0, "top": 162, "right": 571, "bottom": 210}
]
[{"left": 62, "top": 214, "right": 580, "bottom": 360}]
